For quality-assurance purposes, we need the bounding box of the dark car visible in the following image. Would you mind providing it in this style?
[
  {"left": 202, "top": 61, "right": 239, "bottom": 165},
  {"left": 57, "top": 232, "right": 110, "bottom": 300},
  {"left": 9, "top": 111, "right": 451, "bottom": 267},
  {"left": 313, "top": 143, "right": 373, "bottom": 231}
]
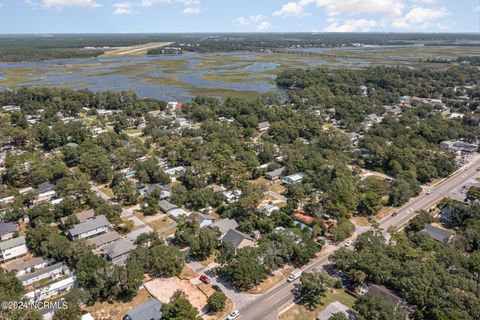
[
  {"left": 391, "top": 211, "right": 399, "bottom": 217},
  {"left": 212, "top": 284, "right": 222, "bottom": 292}
]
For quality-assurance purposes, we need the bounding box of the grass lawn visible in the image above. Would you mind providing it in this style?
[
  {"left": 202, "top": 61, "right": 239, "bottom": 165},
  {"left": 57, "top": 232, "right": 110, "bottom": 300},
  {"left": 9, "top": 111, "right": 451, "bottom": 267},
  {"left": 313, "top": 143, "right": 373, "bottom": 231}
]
[
  {"left": 99, "top": 187, "right": 114, "bottom": 198},
  {"left": 247, "top": 265, "right": 293, "bottom": 294},
  {"left": 279, "top": 289, "right": 357, "bottom": 320}
]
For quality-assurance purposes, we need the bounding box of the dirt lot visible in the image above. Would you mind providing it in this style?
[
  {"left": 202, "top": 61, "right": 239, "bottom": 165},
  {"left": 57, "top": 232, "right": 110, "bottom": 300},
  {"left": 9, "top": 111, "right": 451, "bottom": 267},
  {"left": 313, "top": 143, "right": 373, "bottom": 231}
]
[
  {"left": 86, "top": 288, "right": 153, "bottom": 320},
  {"left": 145, "top": 277, "right": 210, "bottom": 314},
  {"left": 247, "top": 265, "right": 294, "bottom": 294}
]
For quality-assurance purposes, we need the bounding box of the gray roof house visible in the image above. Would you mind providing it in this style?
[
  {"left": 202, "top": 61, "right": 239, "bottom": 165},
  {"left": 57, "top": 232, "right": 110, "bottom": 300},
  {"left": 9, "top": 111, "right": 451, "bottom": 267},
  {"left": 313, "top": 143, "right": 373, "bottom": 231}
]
[
  {"left": 103, "top": 238, "right": 136, "bottom": 265},
  {"left": 36, "top": 181, "right": 55, "bottom": 194},
  {"left": 18, "top": 262, "right": 69, "bottom": 286},
  {"left": 0, "top": 222, "right": 17, "bottom": 241},
  {"left": 420, "top": 224, "right": 454, "bottom": 243},
  {"left": 265, "top": 167, "right": 285, "bottom": 180},
  {"left": 210, "top": 218, "right": 239, "bottom": 237},
  {"left": 222, "top": 229, "right": 255, "bottom": 250},
  {"left": 367, "top": 284, "right": 404, "bottom": 307},
  {"left": 123, "top": 299, "right": 163, "bottom": 320},
  {"left": 317, "top": 301, "right": 357, "bottom": 320},
  {"left": 158, "top": 200, "right": 178, "bottom": 213},
  {"left": 86, "top": 230, "right": 121, "bottom": 248},
  {"left": 67, "top": 215, "right": 110, "bottom": 239},
  {"left": 0, "top": 236, "right": 28, "bottom": 261},
  {"left": 4, "top": 256, "right": 50, "bottom": 276},
  {"left": 257, "top": 121, "right": 271, "bottom": 132}
]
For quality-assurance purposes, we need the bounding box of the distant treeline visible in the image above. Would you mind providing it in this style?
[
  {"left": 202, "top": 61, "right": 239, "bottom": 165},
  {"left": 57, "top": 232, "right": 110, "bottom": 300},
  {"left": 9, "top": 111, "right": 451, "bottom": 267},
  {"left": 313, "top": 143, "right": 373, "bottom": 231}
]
[{"left": 0, "top": 33, "right": 479, "bottom": 61}]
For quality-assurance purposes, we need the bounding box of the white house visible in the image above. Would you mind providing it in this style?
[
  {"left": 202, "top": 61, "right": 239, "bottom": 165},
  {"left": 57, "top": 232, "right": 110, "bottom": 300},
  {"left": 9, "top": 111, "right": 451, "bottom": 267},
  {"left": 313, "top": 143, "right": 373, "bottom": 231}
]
[
  {"left": 67, "top": 215, "right": 110, "bottom": 239},
  {"left": 4, "top": 256, "right": 51, "bottom": 277},
  {"left": 0, "top": 236, "right": 28, "bottom": 262},
  {"left": 282, "top": 173, "right": 306, "bottom": 185},
  {"left": 18, "top": 262, "right": 69, "bottom": 286},
  {"left": 25, "top": 275, "right": 76, "bottom": 303}
]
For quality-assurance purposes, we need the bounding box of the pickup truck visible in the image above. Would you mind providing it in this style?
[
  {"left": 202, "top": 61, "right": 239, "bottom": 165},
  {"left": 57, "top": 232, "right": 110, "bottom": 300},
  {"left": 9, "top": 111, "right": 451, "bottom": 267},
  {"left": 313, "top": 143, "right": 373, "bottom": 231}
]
[{"left": 287, "top": 269, "right": 302, "bottom": 282}]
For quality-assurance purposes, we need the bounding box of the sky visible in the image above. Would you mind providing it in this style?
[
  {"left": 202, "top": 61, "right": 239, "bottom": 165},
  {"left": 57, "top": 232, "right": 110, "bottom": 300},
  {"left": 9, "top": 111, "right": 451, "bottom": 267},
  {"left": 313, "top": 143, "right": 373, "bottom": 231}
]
[{"left": 0, "top": 0, "right": 479, "bottom": 33}]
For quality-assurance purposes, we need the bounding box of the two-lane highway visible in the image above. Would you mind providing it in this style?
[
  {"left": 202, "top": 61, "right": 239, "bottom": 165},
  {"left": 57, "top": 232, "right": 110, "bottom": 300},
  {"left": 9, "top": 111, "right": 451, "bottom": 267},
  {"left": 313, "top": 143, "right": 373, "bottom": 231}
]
[{"left": 237, "top": 154, "right": 480, "bottom": 320}]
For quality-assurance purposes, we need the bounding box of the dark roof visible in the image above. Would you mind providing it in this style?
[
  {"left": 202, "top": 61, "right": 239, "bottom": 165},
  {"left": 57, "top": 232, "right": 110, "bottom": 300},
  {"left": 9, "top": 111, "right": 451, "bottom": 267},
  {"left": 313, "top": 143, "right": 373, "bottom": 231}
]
[
  {"left": 0, "top": 222, "right": 17, "bottom": 237},
  {"left": 420, "top": 224, "right": 454, "bottom": 242},
  {"left": 158, "top": 200, "right": 178, "bottom": 213},
  {"left": 222, "top": 229, "right": 254, "bottom": 249},
  {"left": 265, "top": 167, "right": 285, "bottom": 179},
  {"left": 36, "top": 181, "right": 54, "bottom": 194},
  {"left": 124, "top": 299, "right": 162, "bottom": 320},
  {"left": 368, "top": 284, "right": 404, "bottom": 306},
  {"left": 103, "top": 238, "right": 136, "bottom": 259},
  {"left": 68, "top": 215, "right": 109, "bottom": 237},
  {"left": 86, "top": 231, "right": 121, "bottom": 248},
  {"left": 60, "top": 209, "right": 95, "bottom": 225}
]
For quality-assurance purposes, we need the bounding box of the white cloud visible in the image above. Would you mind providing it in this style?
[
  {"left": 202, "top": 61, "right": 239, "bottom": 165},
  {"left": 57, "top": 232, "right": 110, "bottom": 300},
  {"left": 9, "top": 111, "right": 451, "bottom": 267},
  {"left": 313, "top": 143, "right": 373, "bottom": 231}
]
[
  {"left": 113, "top": 2, "right": 134, "bottom": 14},
  {"left": 323, "top": 18, "right": 377, "bottom": 32},
  {"left": 257, "top": 21, "right": 272, "bottom": 30},
  {"left": 476, "top": 5, "right": 480, "bottom": 12},
  {"left": 393, "top": 6, "right": 450, "bottom": 28},
  {"left": 234, "top": 16, "right": 249, "bottom": 26},
  {"left": 42, "top": 0, "right": 101, "bottom": 8},
  {"left": 182, "top": 6, "right": 202, "bottom": 14},
  {"left": 314, "top": 0, "right": 404, "bottom": 17},
  {"left": 139, "top": 0, "right": 199, "bottom": 6},
  {"left": 273, "top": 1, "right": 309, "bottom": 17}
]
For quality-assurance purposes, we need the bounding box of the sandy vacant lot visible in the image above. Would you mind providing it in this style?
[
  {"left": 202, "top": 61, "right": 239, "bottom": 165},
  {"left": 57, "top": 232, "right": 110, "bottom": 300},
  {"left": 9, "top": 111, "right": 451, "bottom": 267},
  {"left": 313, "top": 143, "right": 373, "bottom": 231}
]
[{"left": 145, "top": 277, "right": 210, "bottom": 315}]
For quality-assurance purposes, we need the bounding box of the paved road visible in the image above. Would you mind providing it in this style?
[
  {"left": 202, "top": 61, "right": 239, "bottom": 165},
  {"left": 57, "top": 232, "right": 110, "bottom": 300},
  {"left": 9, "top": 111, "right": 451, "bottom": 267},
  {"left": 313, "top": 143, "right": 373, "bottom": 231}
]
[{"left": 236, "top": 154, "right": 480, "bottom": 320}]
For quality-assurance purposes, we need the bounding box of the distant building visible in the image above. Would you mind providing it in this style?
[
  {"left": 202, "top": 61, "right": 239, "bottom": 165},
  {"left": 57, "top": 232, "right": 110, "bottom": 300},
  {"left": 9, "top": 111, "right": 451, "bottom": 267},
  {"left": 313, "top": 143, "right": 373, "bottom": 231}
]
[
  {"left": 2, "top": 105, "right": 21, "bottom": 112},
  {"left": 265, "top": 167, "right": 285, "bottom": 180},
  {"left": 160, "top": 47, "right": 182, "bottom": 55},
  {"left": 282, "top": 172, "right": 306, "bottom": 185},
  {"left": 0, "top": 222, "right": 17, "bottom": 241},
  {"left": 420, "top": 224, "right": 454, "bottom": 243},
  {"left": 383, "top": 105, "right": 402, "bottom": 117},
  {"left": 0, "top": 236, "right": 28, "bottom": 262},
  {"left": 257, "top": 121, "right": 271, "bottom": 132},
  {"left": 367, "top": 284, "right": 405, "bottom": 308},
  {"left": 440, "top": 140, "right": 478, "bottom": 153},
  {"left": 123, "top": 299, "right": 163, "bottom": 320},
  {"left": 258, "top": 203, "right": 279, "bottom": 217}
]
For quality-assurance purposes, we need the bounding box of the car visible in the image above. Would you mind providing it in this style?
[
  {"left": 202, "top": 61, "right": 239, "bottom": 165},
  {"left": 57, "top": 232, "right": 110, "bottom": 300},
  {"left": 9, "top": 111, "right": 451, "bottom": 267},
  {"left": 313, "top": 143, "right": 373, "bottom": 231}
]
[
  {"left": 477, "top": 167, "right": 480, "bottom": 171},
  {"left": 199, "top": 275, "right": 211, "bottom": 284},
  {"left": 227, "top": 310, "right": 240, "bottom": 320},
  {"left": 344, "top": 240, "right": 354, "bottom": 247},
  {"left": 426, "top": 189, "right": 433, "bottom": 195},
  {"left": 391, "top": 211, "right": 399, "bottom": 217},
  {"left": 212, "top": 284, "right": 222, "bottom": 292}
]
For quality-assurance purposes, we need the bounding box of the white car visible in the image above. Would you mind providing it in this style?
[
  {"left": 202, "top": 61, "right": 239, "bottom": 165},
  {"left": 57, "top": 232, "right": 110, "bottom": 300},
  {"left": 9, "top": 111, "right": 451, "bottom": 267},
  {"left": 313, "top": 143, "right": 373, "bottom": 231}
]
[
  {"left": 426, "top": 189, "right": 433, "bottom": 195},
  {"left": 344, "top": 240, "right": 354, "bottom": 247},
  {"left": 227, "top": 310, "right": 240, "bottom": 320}
]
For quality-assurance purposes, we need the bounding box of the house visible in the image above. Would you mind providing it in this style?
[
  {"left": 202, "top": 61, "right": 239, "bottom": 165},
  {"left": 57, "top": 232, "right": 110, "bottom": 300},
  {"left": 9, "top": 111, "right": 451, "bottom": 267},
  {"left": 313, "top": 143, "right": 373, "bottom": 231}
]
[
  {"left": 223, "top": 189, "right": 242, "bottom": 204},
  {"left": 60, "top": 209, "right": 95, "bottom": 225},
  {"left": 265, "top": 167, "right": 285, "bottom": 180},
  {"left": 222, "top": 229, "right": 255, "bottom": 250},
  {"left": 138, "top": 184, "right": 171, "bottom": 200},
  {"left": 118, "top": 168, "right": 136, "bottom": 179},
  {"left": 258, "top": 203, "right": 279, "bottom": 217},
  {"left": 2, "top": 105, "right": 21, "bottom": 112},
  {"left": 36, "top": 181, "right": 56, "bottom": 202},
  {"left": 317, "top": 301, "right": 357, "bottom": 320},
  {"left": 0, "top": 222, "right": 17, "bottom": 241},
  {"left": 18, "top": 262, "right": 69, "bottom": 286},
  {"left": 86, "top": 230, "right": 121, "bottom": 249},
  {"left": 367, "top": 284, "right": 404, "bottom": 308},
  {"left": 192, "top": 212, "right": 216, "bottom": 228},
  {"left": 169, "top": 208, "right": 191, "bottom": 220},
  {"left": 420, "top": 224, "right": 454, "bottom": 243},
  {"left": 103, "top": 239, "right": 136, "bottom": 265},
  {"left": 67, "top": 215, "right": 110, "bottom": 239},
  {"left": 210, "top": 218, "right": 239, "bottom": 238},
  {"left": 166, "top": 102, "right": 183, "bottom": 112},
  {"left": 257, "top": 121, "right": 271, "bottom": 132},
  {"left": 364, "top": 114, "right": 383, "bottom": 126},
  {"left": 164, "top": 166, "right": 185, "bottom": 176},
  {"left": 282, "top": 172, "right": 306, "bottom": 185},
  {"left": 97, "top": 109, "right": 113, "bottom": 116},
  {"left": 3, "top": 256, "right": 51, "bottom": 276},
  {"left": 158, "top": 200, "right": 178, "bottom": 213},
  {"left": 383, "top": 105, "right": 402, "bottom": 117},
  {"left": 0, "top": 236, "right": 28, "bottom": 261},
  {"left": 25, "top": 275, "right": 76, "bottom": 303},
  {"left": 440, "top": 140, "right": 478, "bottom": 153},
  {"left": 123, "top": 299, "right": 163, "bottom": 320}
]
